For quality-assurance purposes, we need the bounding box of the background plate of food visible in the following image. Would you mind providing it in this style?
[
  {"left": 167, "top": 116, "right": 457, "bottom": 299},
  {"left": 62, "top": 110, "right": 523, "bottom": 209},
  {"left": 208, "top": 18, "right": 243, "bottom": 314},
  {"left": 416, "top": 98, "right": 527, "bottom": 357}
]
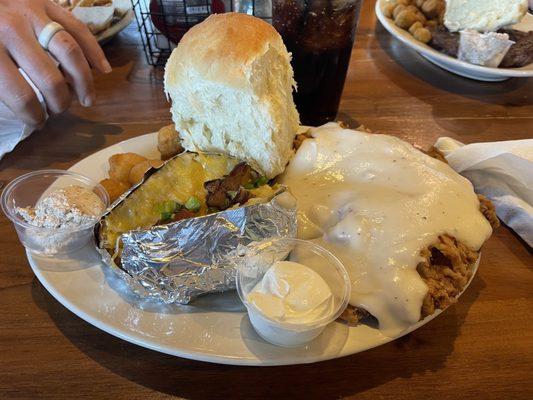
[
  {"left": 95, "top": 8, "right": 134, "bottom": 44},
  {"left": 376, "top": 0, "right": 533, "bottom": 81},
  {"left": 54, "top": 0, "right": 134, "bottom": 44}
]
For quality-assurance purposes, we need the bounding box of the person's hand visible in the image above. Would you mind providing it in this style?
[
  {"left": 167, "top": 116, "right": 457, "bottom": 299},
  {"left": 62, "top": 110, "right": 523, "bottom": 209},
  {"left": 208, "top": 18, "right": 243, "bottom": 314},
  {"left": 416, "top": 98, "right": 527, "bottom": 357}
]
[{"left": 0, "top": 0, "right": 111, "bottom": 126}]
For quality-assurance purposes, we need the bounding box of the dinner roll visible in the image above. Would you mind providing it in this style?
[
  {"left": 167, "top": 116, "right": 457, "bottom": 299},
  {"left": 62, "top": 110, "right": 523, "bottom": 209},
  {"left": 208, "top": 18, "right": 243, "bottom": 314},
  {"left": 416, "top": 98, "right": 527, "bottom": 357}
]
[{"left": 164, "top": 13, "right": 300, "bottom": 178}]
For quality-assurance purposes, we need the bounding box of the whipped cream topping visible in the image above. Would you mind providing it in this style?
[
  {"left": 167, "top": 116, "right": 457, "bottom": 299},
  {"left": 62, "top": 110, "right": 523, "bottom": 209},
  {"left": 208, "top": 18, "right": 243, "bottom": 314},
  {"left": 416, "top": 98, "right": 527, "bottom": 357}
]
[
  {"left": 280, "top": 123, "right": 493, "bottom": 335},
  {"left": 247, "top": 261, "right": 334, "bottom": 324}
]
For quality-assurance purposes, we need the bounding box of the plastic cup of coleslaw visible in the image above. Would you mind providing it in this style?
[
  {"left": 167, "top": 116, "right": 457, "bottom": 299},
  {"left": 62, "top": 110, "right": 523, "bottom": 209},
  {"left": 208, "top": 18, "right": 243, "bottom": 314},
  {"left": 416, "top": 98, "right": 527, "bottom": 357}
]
[
  {"left": 236, "top": 238, "right": 351, "bottom": 347},
  {"left": 1, "top": 169, "right": 109, "bottom": 257}
]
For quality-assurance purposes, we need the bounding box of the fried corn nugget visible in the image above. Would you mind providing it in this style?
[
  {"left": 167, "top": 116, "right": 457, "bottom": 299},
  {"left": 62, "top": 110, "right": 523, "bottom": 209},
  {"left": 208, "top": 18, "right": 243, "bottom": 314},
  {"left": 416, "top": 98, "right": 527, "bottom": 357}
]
[
  {"left": 413, "top": 27, "right": 432, "bottom": 43},
  {"left": 108, "top": 153, "right": 147, "bottom": 182},
  {"left": 409, "top": 21, "right": 424, "bottom": 35},
  {"left": 422, "top": 0, "right": 444, "bottom": 19},
  {"left": 99, "top": 178, "right": 130, "bottom": 203},
  {"left": 392, "top": 4, "right": 406, "bottom": 19},
  {"left": 383, "top": 3, "right": 395, "bottom": 18},
  {"left": 157, "top": 124, "right": 184, "bottom": 160},
  {"left": 128, "top": 159, "right": 164, "bottom": 185},
  {"left": 395, "top": 9, "right": 421, "bottom": 29}
]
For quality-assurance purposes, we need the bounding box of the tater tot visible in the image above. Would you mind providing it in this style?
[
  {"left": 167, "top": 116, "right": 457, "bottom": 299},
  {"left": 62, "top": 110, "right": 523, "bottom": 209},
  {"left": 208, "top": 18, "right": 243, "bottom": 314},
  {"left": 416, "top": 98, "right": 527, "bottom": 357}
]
[
  {"left": 157, "top": 124, "right": 184, "bottom": 160},
  {"left": 108, "top": 153, "right": 147, "bottom": 182},
  {"left": 128, "top": 159, "right": 164, "bottom": 185},
  {"left": 99, "top": 179, "right": 130, "bottom": 203}
]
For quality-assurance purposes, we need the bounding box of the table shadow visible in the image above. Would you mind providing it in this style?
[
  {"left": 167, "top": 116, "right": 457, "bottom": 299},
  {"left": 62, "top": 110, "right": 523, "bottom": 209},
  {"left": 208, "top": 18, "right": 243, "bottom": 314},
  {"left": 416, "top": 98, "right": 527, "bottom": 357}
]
[
  {"left": 30, "top": 270, "right": 485, "bottom": 399},
  {"left": 497, "top": 222, "right": 533, "bottom": 256},
  {"left": 336, "top": 112, "right": 362, "bottom": 128},
  {"left": 239, "top": 314, "right": 351, "bottom": 364},
  {"left": 373, "top": 22, "right": 533, "bottom": 140}
]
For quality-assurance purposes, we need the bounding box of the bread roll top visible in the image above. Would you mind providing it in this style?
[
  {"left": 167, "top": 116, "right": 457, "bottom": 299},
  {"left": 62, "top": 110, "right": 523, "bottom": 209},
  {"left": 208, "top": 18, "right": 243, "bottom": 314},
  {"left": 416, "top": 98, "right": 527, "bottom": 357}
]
[
  {"left": 165, "top": 13, "right": 288, "bottom": 89},
  {"left": 164, "top": 13, "right": 300, "bottom": 179}
]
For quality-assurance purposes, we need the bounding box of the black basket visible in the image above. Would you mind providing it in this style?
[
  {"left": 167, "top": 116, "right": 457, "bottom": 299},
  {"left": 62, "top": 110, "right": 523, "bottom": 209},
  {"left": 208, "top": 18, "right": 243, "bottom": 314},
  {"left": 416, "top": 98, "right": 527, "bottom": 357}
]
[{"left": 131, "top": 0, "right": 272, "bottom": 66}]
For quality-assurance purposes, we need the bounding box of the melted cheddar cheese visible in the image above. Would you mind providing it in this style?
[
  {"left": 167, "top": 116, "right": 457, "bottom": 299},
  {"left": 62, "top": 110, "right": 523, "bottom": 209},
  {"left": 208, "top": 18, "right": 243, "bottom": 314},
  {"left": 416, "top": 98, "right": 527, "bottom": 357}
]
[{"left": 99, "top": 152, "right": 239, "bottom": 249}]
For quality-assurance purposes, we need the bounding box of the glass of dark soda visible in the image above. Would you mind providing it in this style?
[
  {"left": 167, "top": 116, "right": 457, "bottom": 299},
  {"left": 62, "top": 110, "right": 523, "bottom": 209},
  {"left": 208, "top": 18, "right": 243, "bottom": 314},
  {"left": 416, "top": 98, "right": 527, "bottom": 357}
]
[{"left": 273, "top": 0, "right": 363, "bottom": 126}]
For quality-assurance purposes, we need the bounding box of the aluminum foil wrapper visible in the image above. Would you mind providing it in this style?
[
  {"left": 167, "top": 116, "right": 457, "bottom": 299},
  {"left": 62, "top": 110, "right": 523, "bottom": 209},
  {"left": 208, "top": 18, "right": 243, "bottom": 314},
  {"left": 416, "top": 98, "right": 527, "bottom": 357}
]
[{"left": 96, "top": 189, "right": 297, "bottom": 304}]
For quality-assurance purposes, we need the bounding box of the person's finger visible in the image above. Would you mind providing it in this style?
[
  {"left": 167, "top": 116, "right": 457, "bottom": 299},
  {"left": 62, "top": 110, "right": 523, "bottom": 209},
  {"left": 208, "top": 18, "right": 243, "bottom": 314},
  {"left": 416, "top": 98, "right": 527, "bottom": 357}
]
[
  {"left": 0, "top": 48, "right": 45, "bottom": 126},
  {"left": 47, "top": 30, "right": 95, "bottom": 107},
  {"left": 5, "top": 23, "right": 71, "bottom": 115},
  {"left": 45, "top": 1, "right": 112, "bottom": 74}
]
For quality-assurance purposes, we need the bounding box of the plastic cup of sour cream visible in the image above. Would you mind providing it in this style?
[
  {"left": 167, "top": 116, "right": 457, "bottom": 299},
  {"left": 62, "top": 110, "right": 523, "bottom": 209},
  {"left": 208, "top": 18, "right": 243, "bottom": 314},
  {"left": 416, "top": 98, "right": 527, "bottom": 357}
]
[{"left": 236, "top": 238, "right": 351, "bottom": 347}]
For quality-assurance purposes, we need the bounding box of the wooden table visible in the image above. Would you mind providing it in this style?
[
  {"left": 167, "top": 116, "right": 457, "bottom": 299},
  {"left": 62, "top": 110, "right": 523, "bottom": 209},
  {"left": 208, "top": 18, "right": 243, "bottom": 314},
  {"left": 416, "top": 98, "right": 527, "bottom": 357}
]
[{"left": 1, "top": 1, "right": 532, "bottom": 398}]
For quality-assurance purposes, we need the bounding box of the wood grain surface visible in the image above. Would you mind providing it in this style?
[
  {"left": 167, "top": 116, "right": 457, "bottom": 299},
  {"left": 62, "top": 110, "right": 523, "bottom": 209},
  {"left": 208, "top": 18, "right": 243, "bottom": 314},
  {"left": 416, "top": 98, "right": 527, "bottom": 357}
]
[{"left": 0, "top": 1, "right": 532, "bottom": 399}]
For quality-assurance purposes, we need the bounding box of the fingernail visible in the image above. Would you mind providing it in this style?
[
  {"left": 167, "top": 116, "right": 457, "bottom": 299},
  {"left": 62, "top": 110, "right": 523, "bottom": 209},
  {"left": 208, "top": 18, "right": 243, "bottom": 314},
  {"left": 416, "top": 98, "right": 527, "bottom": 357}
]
[
  {"left": 82, "top": 96, "right": 94, "bottom": 107},
  {"left": 101, "top": 59, "right": 112, "bottom": 74}
]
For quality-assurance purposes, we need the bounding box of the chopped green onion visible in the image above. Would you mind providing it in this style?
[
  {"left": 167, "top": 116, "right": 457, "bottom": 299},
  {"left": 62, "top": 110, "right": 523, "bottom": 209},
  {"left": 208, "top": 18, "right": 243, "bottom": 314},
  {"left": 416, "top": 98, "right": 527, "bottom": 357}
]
[
  {"left": 155, "top": 200, "right": 180, "bottom": 221},
  {"left": 155, "top": 200, "right": 176, "bottom": 214},
  {"left": 243, "top": 182, "right": 255, "bottom": 190},
  {"left": 185, "top": 196, "right": 201, "bottom": 212},
  {"left": 255, "top": 176, "right": 268, "bottom": 187},
  {"left": 160, "top": 211, "right": 173, "bottom": 221}
]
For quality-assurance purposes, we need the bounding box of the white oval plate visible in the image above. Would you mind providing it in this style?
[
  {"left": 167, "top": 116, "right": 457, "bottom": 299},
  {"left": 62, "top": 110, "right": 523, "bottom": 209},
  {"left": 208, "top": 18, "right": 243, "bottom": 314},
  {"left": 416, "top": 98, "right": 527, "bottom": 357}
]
[
  {"left": 375, "top": 0, "right": 533, "bottom": 81},
  {"left": 96, "top": 9, "right": 134, "bottom": 45},
  {"left": 27, "top": 133, "right": 479, "bottom": 366}
]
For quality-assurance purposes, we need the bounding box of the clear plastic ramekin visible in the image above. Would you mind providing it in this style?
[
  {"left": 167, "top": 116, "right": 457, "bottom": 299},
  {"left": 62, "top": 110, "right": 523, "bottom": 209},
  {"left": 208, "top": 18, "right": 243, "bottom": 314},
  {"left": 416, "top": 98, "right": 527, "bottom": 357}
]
[
  {"left": 1, "top": 169, "right": 109, "bottom": 257},
  {"left": 236, "top": 238, "right": 351, "bottom": 347}
]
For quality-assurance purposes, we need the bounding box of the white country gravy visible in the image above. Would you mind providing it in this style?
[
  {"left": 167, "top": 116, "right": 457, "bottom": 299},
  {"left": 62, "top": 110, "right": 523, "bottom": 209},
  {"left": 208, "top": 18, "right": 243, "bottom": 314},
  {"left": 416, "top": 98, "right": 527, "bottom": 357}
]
[{"left": 280, "top": 123, "right": 492, "bottom": 335}]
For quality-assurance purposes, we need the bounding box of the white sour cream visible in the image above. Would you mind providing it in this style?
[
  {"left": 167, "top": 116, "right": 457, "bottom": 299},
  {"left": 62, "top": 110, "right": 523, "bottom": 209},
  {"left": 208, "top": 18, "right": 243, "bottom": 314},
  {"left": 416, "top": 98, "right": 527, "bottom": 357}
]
[
  {"left": 247, "top": 261, "right": 334, "bottom": 324},
  {"left": 280, "top": 123, "right": 493, "bottom": 335}
]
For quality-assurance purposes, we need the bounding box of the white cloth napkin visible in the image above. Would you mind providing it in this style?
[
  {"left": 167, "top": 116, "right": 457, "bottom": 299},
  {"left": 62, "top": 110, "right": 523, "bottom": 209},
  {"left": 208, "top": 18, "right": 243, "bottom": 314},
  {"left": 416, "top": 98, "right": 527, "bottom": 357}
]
[
  {"left": 0, "top": 69, "right": 48, "bottom": 160},
  {"left": 435, "top": 137, "right": 533, "bottom": 247}
]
